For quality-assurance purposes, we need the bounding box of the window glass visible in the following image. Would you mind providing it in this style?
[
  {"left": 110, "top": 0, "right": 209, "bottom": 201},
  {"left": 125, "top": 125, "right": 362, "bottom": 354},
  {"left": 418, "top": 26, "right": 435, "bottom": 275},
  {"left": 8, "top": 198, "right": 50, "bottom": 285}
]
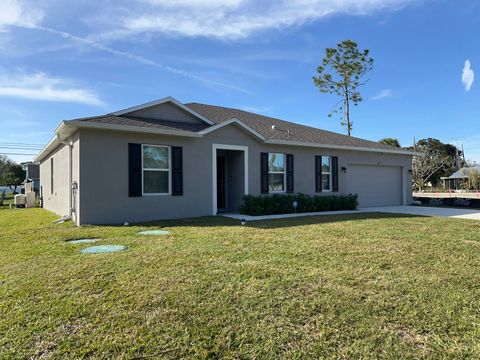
[
  {"left": 144, "top": 171, "right": 169, "bottom": 194},
  {"left": 322, "top": 174, "right": 330, "bottom": 191},
  {"left": 322, "top": 156, "right": 331, "bottom": 173},
  {"left": 268, "top": 153, "right": 285, "bottom": 192},
  {"left": 321, "top": 156, "right": 331, "bottom": 191},
  {"left": 268, "top": 173, "right": 284, "bottom": 192},
  {"left": 268, "top": 153, "right": 285, "bottom": 172},
  {"left": 143, "top": 146, "right": 169, "bottom": 169},
  {"left": 143, "top": 145, "right": 170, "bottom": 194}
]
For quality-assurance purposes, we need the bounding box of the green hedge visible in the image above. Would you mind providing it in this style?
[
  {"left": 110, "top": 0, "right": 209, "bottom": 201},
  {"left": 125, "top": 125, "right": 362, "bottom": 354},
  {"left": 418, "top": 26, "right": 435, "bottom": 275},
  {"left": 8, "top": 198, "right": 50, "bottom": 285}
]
[{"left": 239, "top": 193, "right": 358, "bottom": 216}]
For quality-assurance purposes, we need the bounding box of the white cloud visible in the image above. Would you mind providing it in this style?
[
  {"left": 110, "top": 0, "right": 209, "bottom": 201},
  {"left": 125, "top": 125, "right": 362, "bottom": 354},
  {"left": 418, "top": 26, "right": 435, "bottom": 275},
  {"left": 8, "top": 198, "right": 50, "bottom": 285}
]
[
  {"left": 0, "top": 0, "right": 44, "bottom": 29},
  {"left": 240, "top": 105, "right": 273, "bottom": 114},
  {"left": 370, "top": 89, "right": 393, "bottom": 100},
  {"left": 0, "top": 70, "right": 104, "bottom": 106},
  {"left": 32, "top": 25, "right": 250, "bottom": 93},
  {"left": 94, "top": 0, "right": 415, "bottom": 40},
  {"left": 462, "top": 59, "right": 474, "bottom": 91}
]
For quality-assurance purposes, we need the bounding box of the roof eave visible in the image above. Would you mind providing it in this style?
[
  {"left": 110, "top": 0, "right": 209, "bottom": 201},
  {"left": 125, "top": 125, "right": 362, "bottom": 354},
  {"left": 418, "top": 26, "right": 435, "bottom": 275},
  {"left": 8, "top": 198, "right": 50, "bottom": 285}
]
[
  {"left": 33, "top": 122, "right": 68, "bottom": 163},
  {"left": 66, "top": 120, "right": 203, "bottom": 138},
  {"left": 265, "top": 139, "right": 417, "bottom": 156},
  {"left": 34, "top": 120, "right": 203, "bottom": 163}
]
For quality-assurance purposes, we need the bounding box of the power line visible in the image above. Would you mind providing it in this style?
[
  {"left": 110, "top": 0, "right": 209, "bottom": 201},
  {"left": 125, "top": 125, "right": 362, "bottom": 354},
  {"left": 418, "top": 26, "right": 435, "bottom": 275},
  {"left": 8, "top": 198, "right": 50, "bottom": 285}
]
[
  {"left": 0, "top": 153, "right": 37, "bottom": 156},
  {"left": 0, "top": 141, "right": 44, "bottom": 144},
  {"left": 0, "top": 146, "right": 43, "bottom": 150},
  {"left": 0, "top": 142, "right": 44, "bottom": 147}
]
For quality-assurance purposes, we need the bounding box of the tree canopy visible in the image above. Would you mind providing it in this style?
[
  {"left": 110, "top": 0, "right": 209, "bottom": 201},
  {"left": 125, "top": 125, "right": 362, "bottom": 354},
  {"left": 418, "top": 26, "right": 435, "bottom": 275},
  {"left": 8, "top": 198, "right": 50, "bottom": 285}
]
[
  {"left": 0, "top": 156, "right": 26, "bottom": 194},
  {"left": 313, "top": 40, "right": 374, "bottom": 136},
  {"left": 411, "top": 138, "right": 464, "bottom": 189},
  {"left": 379, "top": 138, "right": 401, "bottom": 147}
]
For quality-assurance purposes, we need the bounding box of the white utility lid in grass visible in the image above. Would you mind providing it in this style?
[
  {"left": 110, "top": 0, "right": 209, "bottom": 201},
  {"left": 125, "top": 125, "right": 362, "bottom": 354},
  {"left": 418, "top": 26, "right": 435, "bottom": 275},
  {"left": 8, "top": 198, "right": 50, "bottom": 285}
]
[
  {"left": 66, "top": 238, "right": 99, "bottom": 244},
  {"left": 80, "top": 245, "right": 127, "bottom": 254},
  {"left": 138, "top": 230, "right": 170, "bottom": 235}
]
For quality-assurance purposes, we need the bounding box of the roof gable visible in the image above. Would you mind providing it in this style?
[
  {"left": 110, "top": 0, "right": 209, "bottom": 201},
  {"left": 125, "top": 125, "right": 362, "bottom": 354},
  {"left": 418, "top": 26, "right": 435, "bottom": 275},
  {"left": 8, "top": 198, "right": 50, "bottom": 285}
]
[{"left": 110, "top": 97, "right": 214, "bottom": 126}]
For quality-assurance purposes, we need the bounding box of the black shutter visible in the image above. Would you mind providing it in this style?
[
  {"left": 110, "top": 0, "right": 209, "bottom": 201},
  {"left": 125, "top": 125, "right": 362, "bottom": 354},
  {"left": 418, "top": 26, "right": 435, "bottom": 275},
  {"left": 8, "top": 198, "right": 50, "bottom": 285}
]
[
  {"left": 332, "top": 156, "right": 339, "bottom": 192},
  {"left": 260, "top": 152, "right": 269, "bottom": 194},
  {"left": 315, "top": 155, "right": 322, "bottom": 192},
  {"left": 171, "top": 146, "right": 183, "bottom": 196},
  {"left": 286, "top": 154, "right": 294, "bottom": 193},
  {"left": 128, "top": 143, "right": 142, "bottom": 197}
]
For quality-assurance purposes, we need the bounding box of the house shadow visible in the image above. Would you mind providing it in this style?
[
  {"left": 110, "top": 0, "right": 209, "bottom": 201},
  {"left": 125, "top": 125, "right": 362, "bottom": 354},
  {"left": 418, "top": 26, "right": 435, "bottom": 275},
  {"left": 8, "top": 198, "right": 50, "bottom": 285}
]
[{"left": 135, "top": 212, "right": 424, "bottom": 230}]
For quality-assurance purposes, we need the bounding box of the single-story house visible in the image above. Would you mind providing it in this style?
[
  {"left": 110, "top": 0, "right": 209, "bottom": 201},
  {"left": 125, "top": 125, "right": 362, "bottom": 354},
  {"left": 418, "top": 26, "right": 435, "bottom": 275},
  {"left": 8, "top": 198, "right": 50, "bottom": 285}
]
[
  {"left": 441, "top": 166, "right": 480, "bottom": 190},
  {"left": 34, "top": 97, "right": 415, "bottom": 225}
]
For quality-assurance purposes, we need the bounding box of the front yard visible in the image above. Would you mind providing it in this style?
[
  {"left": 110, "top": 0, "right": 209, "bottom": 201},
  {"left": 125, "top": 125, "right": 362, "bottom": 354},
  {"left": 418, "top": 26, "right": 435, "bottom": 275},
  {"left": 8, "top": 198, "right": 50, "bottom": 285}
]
[{"left": 1, "top": 206, "right": 480, "bottom": 358}]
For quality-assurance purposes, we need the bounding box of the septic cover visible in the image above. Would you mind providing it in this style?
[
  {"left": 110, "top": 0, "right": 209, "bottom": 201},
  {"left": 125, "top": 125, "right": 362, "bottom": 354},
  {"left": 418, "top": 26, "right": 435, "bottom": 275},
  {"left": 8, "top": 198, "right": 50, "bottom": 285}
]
[
  {"left": 138, "top": 230, "right": 170, "bottom": 235},
  {"left": 66, "top": 238, "right": 98, "bottom": 244},
  {"left": 80, "top": 245, "right": 127, "bottom": 254}
]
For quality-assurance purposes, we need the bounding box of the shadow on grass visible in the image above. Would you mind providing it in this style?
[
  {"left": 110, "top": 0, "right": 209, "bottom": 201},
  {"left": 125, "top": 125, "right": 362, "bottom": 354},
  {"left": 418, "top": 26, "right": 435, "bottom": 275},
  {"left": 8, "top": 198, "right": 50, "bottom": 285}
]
[{"left": 136, "top": 212, "right": 423, "bottom": 229}]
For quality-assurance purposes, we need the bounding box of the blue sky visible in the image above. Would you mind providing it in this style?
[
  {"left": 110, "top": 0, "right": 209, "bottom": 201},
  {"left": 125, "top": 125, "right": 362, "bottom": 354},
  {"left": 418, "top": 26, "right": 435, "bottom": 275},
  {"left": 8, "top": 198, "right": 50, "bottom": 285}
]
[{"left": 0, "top": 0, "right": 479, "bottom": 163}]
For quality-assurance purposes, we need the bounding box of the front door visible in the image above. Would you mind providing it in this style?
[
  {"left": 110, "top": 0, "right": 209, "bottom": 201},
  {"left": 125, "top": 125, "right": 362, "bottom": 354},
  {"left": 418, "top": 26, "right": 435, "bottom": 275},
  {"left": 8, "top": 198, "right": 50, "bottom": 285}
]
[{"left": 217, "top": 155, "right": 226, "bottom": 210}]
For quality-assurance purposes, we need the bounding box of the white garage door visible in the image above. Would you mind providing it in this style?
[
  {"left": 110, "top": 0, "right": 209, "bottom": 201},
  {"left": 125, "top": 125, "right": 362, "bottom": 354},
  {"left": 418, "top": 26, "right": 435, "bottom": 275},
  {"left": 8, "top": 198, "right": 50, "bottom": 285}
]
[{"left": 346, "top": 165, "right": 403, "bottom": 207}]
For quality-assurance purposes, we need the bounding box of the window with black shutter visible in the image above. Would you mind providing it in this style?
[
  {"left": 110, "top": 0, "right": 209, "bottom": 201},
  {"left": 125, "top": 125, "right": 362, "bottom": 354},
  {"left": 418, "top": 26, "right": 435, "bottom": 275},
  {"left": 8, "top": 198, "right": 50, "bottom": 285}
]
[
  {"left": 315, "top": 155, "right": 337, "bottom": 192},
  {"left": 260, "top": 152, "right": 269, "bottom": 194},
  {"left": 332, "top": 156, "right": 339, "bottom": 192},
  {"left": 128, "top": 143, "right": 142, "bottom": 197},
  {"left": 315, "top": 155, "right": 322, "bottom": 192},
  {"left": 171, "top": 146, "right": 183, "bottom": 196},
  {"left": 286, "top": 154, "right": 294, "bottom": 193}
]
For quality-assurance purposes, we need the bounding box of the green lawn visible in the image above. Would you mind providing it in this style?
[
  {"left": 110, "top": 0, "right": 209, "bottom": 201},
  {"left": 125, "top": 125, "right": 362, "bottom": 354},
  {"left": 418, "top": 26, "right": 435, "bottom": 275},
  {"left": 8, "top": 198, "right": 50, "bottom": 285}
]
[{"left": 1, "top": 206, "right": 480, "bottom": 359}]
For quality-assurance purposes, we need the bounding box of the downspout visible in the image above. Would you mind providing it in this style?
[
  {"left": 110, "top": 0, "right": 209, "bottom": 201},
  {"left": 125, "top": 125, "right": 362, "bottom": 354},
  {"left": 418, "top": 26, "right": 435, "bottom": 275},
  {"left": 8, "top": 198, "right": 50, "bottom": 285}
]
[{"left": 55, "top": 134, "right": 75, "bottom": 222}]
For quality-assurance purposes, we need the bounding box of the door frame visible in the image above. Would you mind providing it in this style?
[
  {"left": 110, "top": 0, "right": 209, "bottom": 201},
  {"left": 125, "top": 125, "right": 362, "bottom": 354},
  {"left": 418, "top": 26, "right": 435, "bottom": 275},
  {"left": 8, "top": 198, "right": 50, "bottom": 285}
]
[{"left": 212, "top": 144, "right": 249, "bottom": 215}]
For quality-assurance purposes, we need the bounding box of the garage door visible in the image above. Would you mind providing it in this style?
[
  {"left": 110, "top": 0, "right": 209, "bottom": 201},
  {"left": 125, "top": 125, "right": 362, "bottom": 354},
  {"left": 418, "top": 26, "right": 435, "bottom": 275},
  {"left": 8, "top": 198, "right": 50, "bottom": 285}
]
[{"left": 346, "top": 165, "right": 403, "bottom": 207}]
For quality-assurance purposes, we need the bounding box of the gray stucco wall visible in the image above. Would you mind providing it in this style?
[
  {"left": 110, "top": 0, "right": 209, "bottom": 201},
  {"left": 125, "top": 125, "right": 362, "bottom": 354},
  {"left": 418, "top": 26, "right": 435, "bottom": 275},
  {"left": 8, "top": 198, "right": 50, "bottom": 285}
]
[
  {"left": 39, "top": 133, "right": 80, "bottom": 223},
  {"left": 128, "top": 102, "right": 204, "bottom": 124},
  {"left": 74, "top": 124, "right": 412, "bottom": 225}
]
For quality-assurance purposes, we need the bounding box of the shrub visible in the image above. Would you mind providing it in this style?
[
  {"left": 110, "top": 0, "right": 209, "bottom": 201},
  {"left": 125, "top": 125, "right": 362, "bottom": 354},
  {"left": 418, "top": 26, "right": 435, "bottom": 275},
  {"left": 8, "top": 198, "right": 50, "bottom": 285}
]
[{"left": 239, "top": 193, "right": 358, "bottom": 215}]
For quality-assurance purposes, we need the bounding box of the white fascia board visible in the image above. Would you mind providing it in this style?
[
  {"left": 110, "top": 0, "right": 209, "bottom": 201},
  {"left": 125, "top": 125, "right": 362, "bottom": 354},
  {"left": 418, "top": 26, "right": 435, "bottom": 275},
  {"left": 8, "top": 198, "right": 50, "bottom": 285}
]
[
  {"left": 198, "top": 118, "right": 265, "bottom": 141},
  {"left": 265, "top": 139, "right": 417, "bottom": 156},
  {"left": 109, "top": 96, "right": 215, "bottom": 125}
]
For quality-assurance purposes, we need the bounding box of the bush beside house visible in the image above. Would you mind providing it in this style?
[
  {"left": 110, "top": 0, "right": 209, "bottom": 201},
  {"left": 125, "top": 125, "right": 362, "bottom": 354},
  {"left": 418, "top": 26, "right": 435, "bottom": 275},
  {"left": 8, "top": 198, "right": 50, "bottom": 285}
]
[{"left": 239, "top": 193, "right": 358, "bottom": 216}]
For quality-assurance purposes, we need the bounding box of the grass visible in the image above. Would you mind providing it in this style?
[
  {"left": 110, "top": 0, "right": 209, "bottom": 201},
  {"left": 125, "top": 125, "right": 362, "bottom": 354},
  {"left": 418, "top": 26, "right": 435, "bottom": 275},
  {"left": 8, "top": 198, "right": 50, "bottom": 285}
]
[{"left": 1, "top": 206, "right": 480, "bottom": 359}]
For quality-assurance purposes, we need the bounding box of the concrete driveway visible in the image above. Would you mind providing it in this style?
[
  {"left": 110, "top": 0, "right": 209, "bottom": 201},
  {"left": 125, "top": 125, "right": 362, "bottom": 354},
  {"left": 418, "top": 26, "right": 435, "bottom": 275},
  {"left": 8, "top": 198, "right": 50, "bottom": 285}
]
[
  {"left": 223, "top": 206, "right": 480, "bottom": 221},
  {"left": 360, "top": 206, "right": 480, "bottom": 220}
]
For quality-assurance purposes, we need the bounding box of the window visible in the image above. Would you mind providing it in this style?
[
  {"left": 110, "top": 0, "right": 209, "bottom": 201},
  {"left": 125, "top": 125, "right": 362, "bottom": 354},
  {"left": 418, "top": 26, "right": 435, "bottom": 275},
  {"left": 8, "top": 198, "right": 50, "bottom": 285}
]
[
  {"left": 321, "top": 156, "right": 332, "bottom": 191},
  {"left": 268, "top": 153, "right": 285, "bottom": 192},
  {"left": 142, "top": 145, "right": 170, "bottom": 194},
  {"left": 50, "top": 158, "right": 54, "bottom": 195}
]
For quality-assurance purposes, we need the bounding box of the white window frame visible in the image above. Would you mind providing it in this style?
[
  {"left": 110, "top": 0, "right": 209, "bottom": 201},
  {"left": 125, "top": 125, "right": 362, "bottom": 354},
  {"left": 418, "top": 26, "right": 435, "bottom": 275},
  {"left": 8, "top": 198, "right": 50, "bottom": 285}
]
[
  {"left": 268, "top": 152, "right": 286, "bottom": 193},
  {"left": 321, "top": 155, "right": 332, "bottom": 192},
  {"left": 141, "top": 144, "right": 171, "bottom": 196}
]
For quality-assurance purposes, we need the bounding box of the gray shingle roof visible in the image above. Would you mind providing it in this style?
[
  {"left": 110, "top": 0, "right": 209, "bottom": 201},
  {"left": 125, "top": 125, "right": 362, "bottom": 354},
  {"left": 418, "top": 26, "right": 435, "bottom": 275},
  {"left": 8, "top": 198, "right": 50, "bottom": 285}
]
[
  {"left": 72, "top": 101, "right": 401, "bottom": 152},
  {"left": 186, "top": 103, "right": 397, "bottom": 151},
  {"left": 443, "top": 166, "right": 480, "bottom": 179}
]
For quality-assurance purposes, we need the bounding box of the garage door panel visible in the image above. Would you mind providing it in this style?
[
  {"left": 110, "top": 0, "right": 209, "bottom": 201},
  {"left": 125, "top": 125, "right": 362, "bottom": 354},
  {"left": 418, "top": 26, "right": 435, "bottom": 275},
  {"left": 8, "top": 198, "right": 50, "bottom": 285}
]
[{"left": 346, "top": 165, "right": 402, "bottom": 207}]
